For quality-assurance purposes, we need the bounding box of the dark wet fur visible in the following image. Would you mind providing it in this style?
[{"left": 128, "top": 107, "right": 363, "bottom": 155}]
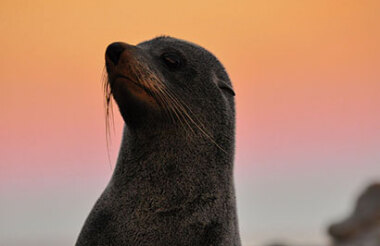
[{"left": 76, "top": 36, "right": 241, "bottom": 246}]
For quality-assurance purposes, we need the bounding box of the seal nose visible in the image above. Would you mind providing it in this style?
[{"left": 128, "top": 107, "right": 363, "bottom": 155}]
[{"left": 106, "top": 42, "right": 126, "bottom": 65}]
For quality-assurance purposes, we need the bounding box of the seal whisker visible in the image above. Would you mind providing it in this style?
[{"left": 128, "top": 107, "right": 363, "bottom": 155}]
[
  {"left": 151, "top": 78, "right": 196, "bottom": 137},
  {"left": 163, "top": 86, "right": 227, "bottom": 153},
  {"left": 164, "top": 87, "right": 208, "bottom": 136},
  {"left": 152, "top": 88, "right": 177, "bottom": 124},
  {"left": 102, "top": 66, "right": 115, "bottom": 169},
  {"left": 129, "top": 69, "right": 175, "bottom": 126},
  {"left": 154, "top": 85, "right": 193, "bottom": 136},
  {"left": 132, "top": 64, "right": 194, "bottom": 137}
]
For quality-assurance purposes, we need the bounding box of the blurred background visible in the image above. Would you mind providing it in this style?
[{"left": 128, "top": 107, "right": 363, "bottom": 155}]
[{"left": 1, "top": 1, "right": 379, "bottom": 245}]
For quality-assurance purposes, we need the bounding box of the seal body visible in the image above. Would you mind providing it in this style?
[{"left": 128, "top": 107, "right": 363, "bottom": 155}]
[{"left": 76, "top": 36, "right": 240, "bottom": 246}]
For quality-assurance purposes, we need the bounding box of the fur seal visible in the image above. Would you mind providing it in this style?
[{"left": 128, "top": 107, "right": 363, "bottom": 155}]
[{"left": 75, "top": 36, "right": 241, "bottom": 246}]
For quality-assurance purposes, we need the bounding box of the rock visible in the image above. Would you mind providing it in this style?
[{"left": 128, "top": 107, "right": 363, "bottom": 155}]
[{"left": 328, "top": 183, "right": 380, "bottom": 246}]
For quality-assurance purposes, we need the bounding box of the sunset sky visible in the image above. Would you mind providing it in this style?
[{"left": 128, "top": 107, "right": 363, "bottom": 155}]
[{"left": 1, "top": 1, "right": 379, "bottom": 245}]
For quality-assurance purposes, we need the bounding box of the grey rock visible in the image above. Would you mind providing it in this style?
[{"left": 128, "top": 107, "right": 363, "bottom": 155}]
[{"left": 328, "top": 183, "right": 380, "bottom": 246}]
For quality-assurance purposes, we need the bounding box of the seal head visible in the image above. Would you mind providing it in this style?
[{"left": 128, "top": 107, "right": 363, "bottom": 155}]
[{"left": 105, "top": 37, "right": 235, "bottom": 135}]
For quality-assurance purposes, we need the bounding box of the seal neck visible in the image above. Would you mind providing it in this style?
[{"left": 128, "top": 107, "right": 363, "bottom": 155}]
[{"left": 110, "top": 124, "right": 233, "bottom": 186}]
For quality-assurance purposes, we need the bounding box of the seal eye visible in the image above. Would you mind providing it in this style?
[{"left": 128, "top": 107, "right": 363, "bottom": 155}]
[{"left": 161, "top": 53, "right": 182, "bottom": 70}]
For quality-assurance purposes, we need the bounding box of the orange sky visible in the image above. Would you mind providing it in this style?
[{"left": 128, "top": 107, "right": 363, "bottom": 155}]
[{"left": 1, "top": 1, "right": 379, "bottom": 161}]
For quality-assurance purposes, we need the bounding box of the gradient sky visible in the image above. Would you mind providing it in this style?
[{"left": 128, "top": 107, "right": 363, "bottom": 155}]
[{"left": 1, "top": 1, "right": 380, "bottom": 245}]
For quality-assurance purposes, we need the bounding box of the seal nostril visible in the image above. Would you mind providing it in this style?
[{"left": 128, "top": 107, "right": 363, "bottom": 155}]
[{"left": 106, "top": 42, "right": 126, "bottom": 65}]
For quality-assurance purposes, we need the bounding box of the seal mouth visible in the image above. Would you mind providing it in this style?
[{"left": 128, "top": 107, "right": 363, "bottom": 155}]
[
  {"left": 112, "top": 74, "right": 142, "bottom": 88},
  {"left": 110, "top": 73, "right": 156, "bottom": 99}
]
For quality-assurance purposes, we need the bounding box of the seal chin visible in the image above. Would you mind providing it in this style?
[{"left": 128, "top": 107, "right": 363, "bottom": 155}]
[{"left": 111, "top": 78, "right": 159, "bottom": 126}]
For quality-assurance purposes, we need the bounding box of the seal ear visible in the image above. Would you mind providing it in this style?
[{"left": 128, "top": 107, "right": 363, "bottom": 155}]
[
  {"left": 219, "top": 83, "right": 235, "bottom": 96},
  {"left": 213, "top": 73, "right": 235, "bottom": 96}
]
